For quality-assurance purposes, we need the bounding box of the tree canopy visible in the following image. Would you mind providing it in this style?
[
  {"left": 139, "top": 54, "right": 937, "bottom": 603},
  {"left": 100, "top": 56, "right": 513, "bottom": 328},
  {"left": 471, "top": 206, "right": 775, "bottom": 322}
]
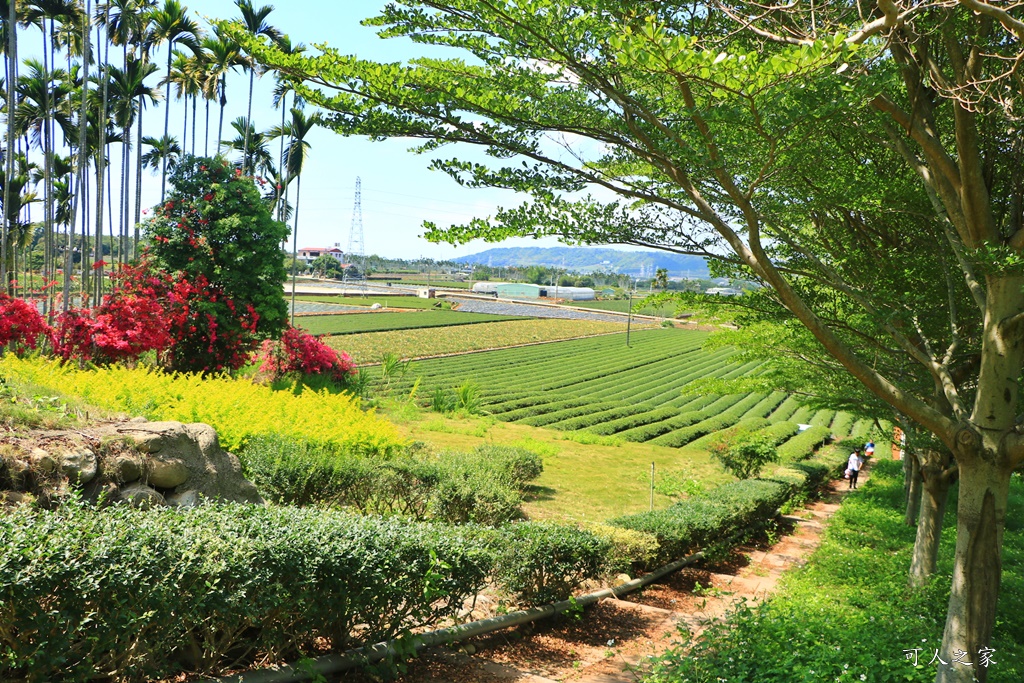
[{"left": 225, "top": 3, "right": 1023, "bottom": 681}]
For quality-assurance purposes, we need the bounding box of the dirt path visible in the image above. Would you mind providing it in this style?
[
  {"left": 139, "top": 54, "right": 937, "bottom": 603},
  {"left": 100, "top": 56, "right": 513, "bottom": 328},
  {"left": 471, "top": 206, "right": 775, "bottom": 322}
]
[{"left": 338, "top": 463, "right": 870, "bottom": 683}]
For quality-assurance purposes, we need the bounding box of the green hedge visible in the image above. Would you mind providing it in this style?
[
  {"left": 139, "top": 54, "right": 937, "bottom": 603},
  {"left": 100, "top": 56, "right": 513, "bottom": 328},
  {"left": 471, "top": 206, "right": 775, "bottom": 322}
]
[
  {"left": 241, "top": 437, "right": 542, "bottom": 526},
  {"left": 611, "top": 479, "right": 792, "bottom": 566},
  {"left": 490, "top": 522, "right": 611, "bottom": 605},
  {"left": 776, "top": 425, "right": 832, "bottom": 462},
  {"left": 0, "top": 503, "right": 493, "bottom": 682}
]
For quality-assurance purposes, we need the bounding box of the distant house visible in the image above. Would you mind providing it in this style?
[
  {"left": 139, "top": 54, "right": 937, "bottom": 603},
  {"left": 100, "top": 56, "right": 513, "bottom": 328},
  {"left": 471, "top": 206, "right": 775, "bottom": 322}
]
[
  {"left": 706, "top": 287, "right": 744, "bottom": 296},
  {"left": 297, "top": 247, "right": 345, "bottom": 264}
]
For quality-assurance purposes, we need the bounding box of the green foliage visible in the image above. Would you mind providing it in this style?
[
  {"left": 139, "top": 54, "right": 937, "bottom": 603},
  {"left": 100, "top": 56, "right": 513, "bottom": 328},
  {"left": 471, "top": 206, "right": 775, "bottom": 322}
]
[
  {"left": 454, "top": 381, "right": 481, "bottom": 414},
  {"left": 148, "top": 156, "right": 289, "bottom": 341},
  {"left": 645, "top": 461, "right": 1024, "bottom": 683},
  {"left": 612, "top": 479, "right": 792, "bottom": 567},
  {"left": 585, "top": 523, "right": 660, "bottom": 573},
  {"left": 491, "top": 522, "right": 611, "bottom": 605},
  {"left": 430, "top": 386, "right": 457, "bottom": 413},
  {"left": 240, "top": 437, "right": 541, "bottom": 526},
  {"left": 777, "top": 425, "right": 833, "bottom": 462},
  {"left": 0, "top": 502, "right": 492, "bottom": 682},
  {"left": 709, "top": 434, "right": 779, "bottom": 480}
]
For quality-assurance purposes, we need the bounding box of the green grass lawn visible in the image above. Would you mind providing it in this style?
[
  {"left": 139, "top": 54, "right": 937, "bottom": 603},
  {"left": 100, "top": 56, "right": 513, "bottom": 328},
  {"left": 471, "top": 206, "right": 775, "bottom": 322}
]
[
  {"left": 382, "top": 408, "right": 734, "bottom": 522},
  {"left": 646, "top": 459, "right": 1024, "bottom": 683},
  {"left": 572, "top": 299, "right": 682, "bottom": 316},
  {"left": 296, "top": 310, "right": 523, "bottom": 335},
  {"left": 295, "top": 295, "right": 454, "bottom": 309}
]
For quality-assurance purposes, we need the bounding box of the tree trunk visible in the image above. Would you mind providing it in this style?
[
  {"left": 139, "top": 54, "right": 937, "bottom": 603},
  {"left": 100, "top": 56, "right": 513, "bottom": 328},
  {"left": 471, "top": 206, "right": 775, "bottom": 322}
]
[
  {"left": 935, "top": 456, "right": 1009, "bottom": 683},
  {"left": 134, "top": 106, "right": 144, "bottom": 252},
  {"left": 243, "top": 68, "right": 255, "bottom": 175},
  {"left": 289, "top": 173, "right": 301, "bottom": 323},
  {"left": 204, "top": 97, "right": 210, "bottom": 156},
  {"left": 905, "top": 451, "right": 922, "bottom": 526},
  {"left": 217, "top": 75, "right": 227, "bottom": 154},
  {"left": 161, "top": 48, "right": 173, "bottom": 202},
  {"left": 936, "top": 274, "right": 1024, "bottom": 683},
  {"left": 908, "top": 454, "right": 951, "bottom": 588}
]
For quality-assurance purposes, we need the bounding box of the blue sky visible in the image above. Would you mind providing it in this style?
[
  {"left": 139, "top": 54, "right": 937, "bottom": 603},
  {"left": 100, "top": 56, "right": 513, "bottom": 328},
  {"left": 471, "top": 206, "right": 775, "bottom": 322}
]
[{"left": 96, "top": 1, "right": 664, "bottom": 261}]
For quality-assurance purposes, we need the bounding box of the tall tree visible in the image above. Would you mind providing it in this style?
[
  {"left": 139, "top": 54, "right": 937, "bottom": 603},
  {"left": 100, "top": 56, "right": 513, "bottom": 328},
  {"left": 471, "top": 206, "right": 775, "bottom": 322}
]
[
  {"left": 231, "top": 4, "right": 1024, "bottom": 681},
  {"left": 201, "top": 28, "right": 241, "bottom": 155},
  {"left": 147, "top": 0, "right": 199, "bottom": 202},
  {"left": 219, "top": 115, "right": 273, "bottom": 178},
  {"left": 267, "top": 106, "right": 318, "bottom": 322},
  {"left": 232, "top": 0, "right": 279, "bottom": 176},
  {"left": 140, "top": 133, "right": 179, "bottom": 175}
]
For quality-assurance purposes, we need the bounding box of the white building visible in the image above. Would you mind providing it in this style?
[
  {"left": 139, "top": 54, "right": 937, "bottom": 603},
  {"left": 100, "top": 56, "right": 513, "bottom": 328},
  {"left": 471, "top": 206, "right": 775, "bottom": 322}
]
[{"left": 297, "top": 247, "right": 345, "bottom": 264}]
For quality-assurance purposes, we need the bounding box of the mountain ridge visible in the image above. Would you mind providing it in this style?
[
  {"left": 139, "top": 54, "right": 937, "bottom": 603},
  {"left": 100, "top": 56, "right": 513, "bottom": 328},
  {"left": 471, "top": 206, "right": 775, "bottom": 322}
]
[{"left": 454, "top": 246, "right": 708, "bottom": 277}]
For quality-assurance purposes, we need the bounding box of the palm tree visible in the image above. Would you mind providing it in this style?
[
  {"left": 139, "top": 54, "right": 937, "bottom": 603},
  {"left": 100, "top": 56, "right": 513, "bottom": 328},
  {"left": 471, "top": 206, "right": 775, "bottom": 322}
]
[
  {"left": 0, "top": 153, "right": 39, "bottom": 294},
  {"left": 201, "top": 28, "right": 241, "bottom": 157},
  {"left": 165, "top": 48, "right": 203, "bottom": 156},
  {"left": 268, "top": 107, "right": 319, "bottom": 322},
  {"left": 140, "top": 134, "right": 179, "bottom": 174},
  {"left": 654, "top": 268, "right": 669, "bottom": 290},
  {"left": 108, "top": 56, "right": 158, "bottom": 260},
  {"left": 147, "top": 0, "right": 199, "bottom": 201},
  {"left": 270, "top": 35, "right": 304, "bottom": 220},
  {"left": 1, "top": 0, "right": 20, "bottom": 289},
  {"left": 233, "top": 0, "right": 279, "bottom": 176},
  {"left": 221, "top": 116, "right": 274, "bottom": 179}
]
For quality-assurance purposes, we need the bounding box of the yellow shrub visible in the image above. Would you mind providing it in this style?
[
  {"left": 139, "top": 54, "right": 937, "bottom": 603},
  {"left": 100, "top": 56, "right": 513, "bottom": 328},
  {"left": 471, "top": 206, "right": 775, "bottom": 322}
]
[{"left": 0, "top": 356, "right": 404, "bottom": 454}]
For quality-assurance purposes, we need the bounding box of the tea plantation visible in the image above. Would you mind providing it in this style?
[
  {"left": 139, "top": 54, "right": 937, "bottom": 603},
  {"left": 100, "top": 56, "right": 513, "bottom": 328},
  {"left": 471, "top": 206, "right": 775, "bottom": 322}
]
[{"left": 390, "top": 328, "right": 877, "bottom": 453}]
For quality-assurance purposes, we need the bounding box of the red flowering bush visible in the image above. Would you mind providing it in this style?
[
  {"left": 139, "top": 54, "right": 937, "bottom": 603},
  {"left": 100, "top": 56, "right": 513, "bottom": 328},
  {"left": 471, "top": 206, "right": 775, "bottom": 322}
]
[
  {"left": 258, "top": 326, "right": 356, "bottom": 384},
  {"left": 0, "top": 294, "right": 50, "bottom": 353},
  {"left": 50, "top": 308, "right": 98, "bottom": 362}
]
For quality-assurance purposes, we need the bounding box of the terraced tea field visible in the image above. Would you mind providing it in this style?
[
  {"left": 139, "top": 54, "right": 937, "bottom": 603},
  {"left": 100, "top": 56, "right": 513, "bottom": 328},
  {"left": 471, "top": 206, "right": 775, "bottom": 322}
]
[
  {"left": 393, "top": 328, "right": 881, "bottom": 453},
  {"left": 297, "top": 310, "right": 522, "bottom": 335}
]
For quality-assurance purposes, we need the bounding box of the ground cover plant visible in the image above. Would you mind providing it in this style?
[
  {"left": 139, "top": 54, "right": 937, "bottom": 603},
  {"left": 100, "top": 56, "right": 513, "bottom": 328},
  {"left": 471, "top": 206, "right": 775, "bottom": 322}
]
[
  {"left": 325, "top": 318, "right": 628, "bottom": 364},
  {"left": 297, "top": 309, "right": 522, "bottom": 336},
  {"left": 0, "top": 355, "right": 402, "bottom": 455},
  {"left": 646, "top": 461, "right": 1024, "bottom": 683}
]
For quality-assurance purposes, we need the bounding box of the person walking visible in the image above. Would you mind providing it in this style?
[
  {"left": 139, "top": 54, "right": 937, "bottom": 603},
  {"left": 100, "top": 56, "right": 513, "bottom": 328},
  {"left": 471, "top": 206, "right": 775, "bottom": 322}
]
[{"left": 847, "top": 447, "right": 864, "bottom": 490}]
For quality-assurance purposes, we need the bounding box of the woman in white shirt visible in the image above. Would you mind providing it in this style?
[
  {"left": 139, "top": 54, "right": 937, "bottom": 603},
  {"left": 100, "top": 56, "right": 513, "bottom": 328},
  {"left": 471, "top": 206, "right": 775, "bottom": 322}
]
[{"left": 847, "top": 448, "right": 863, "bottom": 490}]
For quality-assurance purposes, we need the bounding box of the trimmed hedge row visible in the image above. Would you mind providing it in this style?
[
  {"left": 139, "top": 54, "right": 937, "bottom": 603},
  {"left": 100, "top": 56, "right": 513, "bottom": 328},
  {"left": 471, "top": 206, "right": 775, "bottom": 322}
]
[
  {"left": 613, "top": 394, "right": 752, "bottom": 442},
  {"left": 517, "top": 400, "right": 628, "bottom": 427},
  {"left": 647, "top": 393, "right": 768, "bottom": 448},
  {"left": 776, "top": 425, "right": 833, "bottom": 462},
  {"left": 498, "top": 397, "right": 591, "bottom": 422},
  {"left": 0, "top": 504, "right": 493, "bottom": 682},
  {"left": 830, "top": 411, "right": 856, "bottom": 438},
  {"left": 547, "top": 403, "right": 652, "bottom": 431},
  {"left": 612, "top": 479, "right": 792, "bottom": 566},
  {"left": 682, "top": 416, "right": 771, "bottom": 451}
]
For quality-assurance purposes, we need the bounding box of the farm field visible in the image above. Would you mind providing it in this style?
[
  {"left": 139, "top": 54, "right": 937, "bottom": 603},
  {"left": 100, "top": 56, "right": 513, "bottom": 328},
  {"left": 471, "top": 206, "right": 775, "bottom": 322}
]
[
  {"left": 386, "top": 328, "right": 877, "bottom": 452},
  {"left": 295, "top": 294, "right": 453, "bottom": 309},
  {"left": 572, "top": 299, "right": 682, "bottom": 317},
  {"left": 296, "top": 310, "right": 522, "bottom": 335},
  {"left": 326, "top": 318, "right": 630, "bottom": 364}
]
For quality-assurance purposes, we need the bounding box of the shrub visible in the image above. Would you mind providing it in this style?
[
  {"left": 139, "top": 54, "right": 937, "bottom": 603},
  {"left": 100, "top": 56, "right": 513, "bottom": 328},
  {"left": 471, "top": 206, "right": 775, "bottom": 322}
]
[
  {"left": 491, "top": 522, "right": 610, "bottom": 605},
  {"left": 585, "top": 523, "right": 660, "bottom": 574},
  {"left": 776, "top": 425, "right": 832, "bottom": 462},
  {"left": 0, "top": 502, "right": 493, "bottom": 682},
  {"left": 257, "top": 326, "right": 356, "bottom": 384},
  {"left": 0, "top": 294, "right": 49, "bottom": 352},
  {"left": 612, "top": 479, "right": 791, "bottom": 566},
  {"left": 709, "top": 433, "right": 779, "bottom": 479},
  {"left": 240, "top": 438, "right": 542, "bottom": 526},
  {"left": 0, "top": 355, "right": 403, "bottom": 455},
  {"left": 454, "top": 380, "right": 481, "bottom": 414}
]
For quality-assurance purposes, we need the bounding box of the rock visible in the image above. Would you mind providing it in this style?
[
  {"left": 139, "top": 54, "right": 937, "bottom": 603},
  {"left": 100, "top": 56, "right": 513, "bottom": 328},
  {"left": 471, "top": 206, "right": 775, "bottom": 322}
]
[
  {"left": 615, "top": 573, "right": 633, "bottom": 585},
  {"left": 119, "top": 483, "right": 166, "bottom": 509},
  {"left": 166, "top": 489, "right": 200, "bottom": 508},
  {"left": 112, "top": 421, "right": 263, "bottom": 504},
  {"left": 61, "top": 447, "right": 98, "bottom": 484},
  {"left": 462, "top": 644, "right": 477, "bottom": 656},
  {"left": 109, "top": 456, "right": 142, "bottom": 484},
  {"left": 82, "top": 479, "right": 119, "bottom": 506},
  {"left": 147, "top": 457, "right": 189, "bottom": 489},
  {"left": 4, "top": 458, "right": 30, "bottom": 487},
  {"left": 30, "top": 448, "right": 58, "bottom": 474}
]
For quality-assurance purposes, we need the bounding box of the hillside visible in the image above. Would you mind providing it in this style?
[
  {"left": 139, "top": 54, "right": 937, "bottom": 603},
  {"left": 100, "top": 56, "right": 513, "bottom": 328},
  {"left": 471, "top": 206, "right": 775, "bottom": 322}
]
[{"left": 453, "top": 246, "right": 708, "bottom": 277}]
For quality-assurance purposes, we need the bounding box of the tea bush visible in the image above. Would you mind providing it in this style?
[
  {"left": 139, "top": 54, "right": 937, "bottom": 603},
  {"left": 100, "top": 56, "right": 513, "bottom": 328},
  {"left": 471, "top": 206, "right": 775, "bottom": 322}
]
[
  {"left": 491, "top": 522, "right": 611, "bottom": 604},
  {"left": 241, "top": 437, "right": 543, "bottom": 526},
  {"left": 777, "top": 425, "right": 832, "bottom": 462},
  {"left": 0, "top": 355, "right": 402, "bottom": 455},
  {"left": 612, "top": 479, "right": 792, "bottom": 566},
  {"left": 0, "top": 502, "right": 492, "bottom": 682}
]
